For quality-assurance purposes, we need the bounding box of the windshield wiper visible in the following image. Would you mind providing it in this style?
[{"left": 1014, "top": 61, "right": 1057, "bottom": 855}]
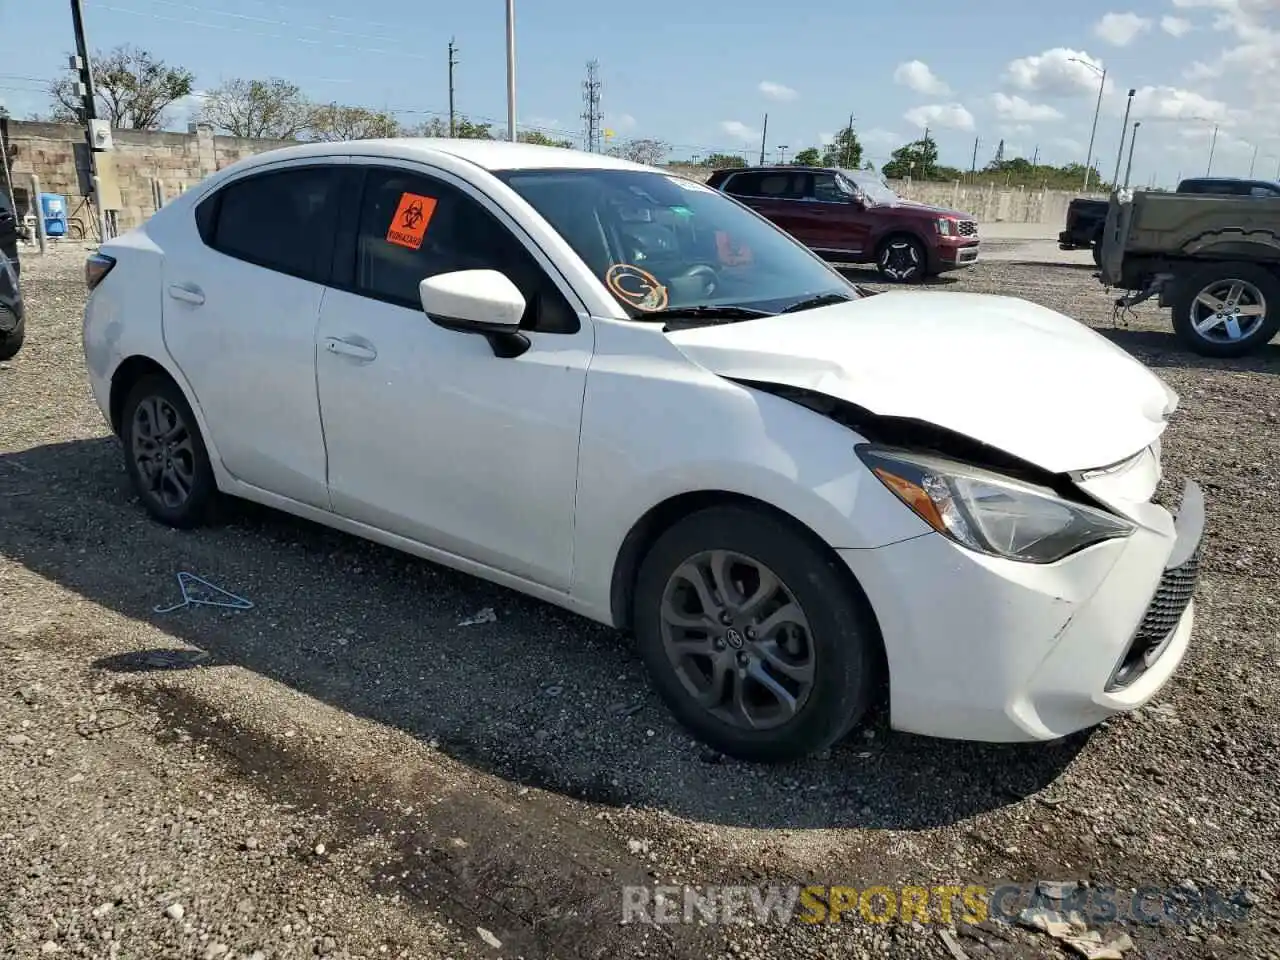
[
  {"left": 640, "top": 305, "right": 774, "bottom": 330},
  {"left": 778, "top": 292, "right": 855, "bottom": 314}
]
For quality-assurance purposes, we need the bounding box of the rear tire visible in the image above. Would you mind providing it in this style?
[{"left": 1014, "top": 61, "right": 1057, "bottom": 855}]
[
  {"left": 632, "top": 505, "right": 879, "bottom": 763},
  {"left": 1170, "top": 262, "right": 1280, "bottom": 358},
  {"left": 120, "top": 374, "right": 218, "bottom": 528},
  {"left": 1091, "top": 231, "right": 1104, "bottom": 268},
  {"left": 0, "top": 324, "right": 22, "bottom": 361},
  {"left": 876, "top": 236, "right": 927, "bottom": 284}
]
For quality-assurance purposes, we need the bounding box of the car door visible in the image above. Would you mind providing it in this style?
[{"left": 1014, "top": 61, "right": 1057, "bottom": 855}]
[
  {"left": 722, "top": 171, "right": 802, "bottom": 240},
  {"left": 811, "top": 171, "right": 872, "bottom": 258},
  {"left": 314, "top": 162, "right": 592, "bottom": 590},
  {"left": 160, "top": 160, "right": 347, "bottom": 509}
]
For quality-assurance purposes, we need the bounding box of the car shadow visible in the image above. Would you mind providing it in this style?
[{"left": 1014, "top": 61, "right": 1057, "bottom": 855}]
[
  {"left": 1092, "top": 327, "right": 1280, "bottom": 374},
  {"left": 0, "top": 437, "right": 1090, "bottom": 832},
  {"left": 834, "top": 265, "right": 961, "bottom": 287}
]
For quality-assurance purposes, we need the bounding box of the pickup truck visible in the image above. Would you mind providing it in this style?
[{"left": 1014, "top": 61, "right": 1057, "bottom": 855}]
[
  {"left": 1099, "top": 189, "right": 1280, "bottom": 357},
  {"left": 0, "top": 192, "right": 24, "bottom": 361},
  {"left": 1060, "top": 178, "right": 1280, "bottom": 267}
]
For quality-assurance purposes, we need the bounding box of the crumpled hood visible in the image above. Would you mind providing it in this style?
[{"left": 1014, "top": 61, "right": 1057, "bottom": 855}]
[
  {"left": 665, "top": 291, "right": 1177, "bottom": 474},
  {"left": 877, "top": 198, "right": 973, "bottom": 220}
]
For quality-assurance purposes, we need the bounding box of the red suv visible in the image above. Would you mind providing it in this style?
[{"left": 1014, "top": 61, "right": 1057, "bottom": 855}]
[{"left": 706, "top": 165, "right": 980, "bottom": 283}]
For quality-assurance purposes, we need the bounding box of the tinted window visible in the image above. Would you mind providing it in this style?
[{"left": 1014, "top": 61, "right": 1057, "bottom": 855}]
[
  {"left": 1250, "top": 185, "right": 1279, "bottom": 197},
  {"left": 812, "top": 173, "right": 846, "bottom": 202},
  {"left": 722, "top": 172, "right": 765, "bottom": 197},
  {"left": 206, "top": 166, "right": 340, "bottom": 281},
  {"left": 353, "top": 168, "right": 577, "bottom": 333}
]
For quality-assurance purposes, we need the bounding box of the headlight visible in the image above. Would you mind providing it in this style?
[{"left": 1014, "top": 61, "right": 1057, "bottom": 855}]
[
  {"left": 935, "top": 218, "right": 954, "bottom": 236},
  {"left": 858, "top": 446, "right": 1135, "bottom": 564}
]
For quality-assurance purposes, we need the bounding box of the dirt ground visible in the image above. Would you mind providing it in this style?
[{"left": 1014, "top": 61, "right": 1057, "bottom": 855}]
[{"left": 1, "top": 246, "right": 1277, "bottom": 960}]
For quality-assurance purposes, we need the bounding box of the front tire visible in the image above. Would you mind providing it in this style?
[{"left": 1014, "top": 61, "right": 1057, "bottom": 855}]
[
  {"left": 120, "top": 374, "right": 218, "bottom": 528},
  {"left": 0, "top": 327, "right": 22, "bottom": 362},
  {"left": 876, "top": 236, "right": 927, "bottom": 283},
  {"left": 1170, "top": 262, "right": 1280, "bottom": 358},
  {"left": 633, "top": 505, "right": 879, "bottom": 763}
]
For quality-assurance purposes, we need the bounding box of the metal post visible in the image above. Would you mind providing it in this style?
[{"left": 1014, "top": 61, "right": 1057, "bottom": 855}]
[
  {"left": 758, "top": 114, "right": 768, "bottom": 166},
  {"left": 1110, "top": 89, "right": 1135, "bottom": 191},
  {"left": 1248, "top": 142, "right": 1257, "bottom": 178},
  {"left": 1123, "top": 121, "right": 1140, "bottom": 190},
  {"left": 504, "top": 0, "right": 516, "bottom": 142},
  {"left": 1206, "top": 123, "right": 1218, "bottom": 176},
  {"left": 30, "top": 175, "right": 47, "bottom": 255},
  {"left": 1083, "top": 66, "right": 1106, "bottom": 191}
]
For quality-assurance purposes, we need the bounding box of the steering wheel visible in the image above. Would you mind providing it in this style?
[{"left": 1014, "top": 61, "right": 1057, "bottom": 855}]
[{"left": 669, "top": 263, "right": 720, "bottom": 299}]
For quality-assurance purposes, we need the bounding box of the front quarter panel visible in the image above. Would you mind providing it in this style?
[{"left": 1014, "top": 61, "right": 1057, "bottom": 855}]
[{"left": 570, "top": 318, "right": 933, "bottom": 621}]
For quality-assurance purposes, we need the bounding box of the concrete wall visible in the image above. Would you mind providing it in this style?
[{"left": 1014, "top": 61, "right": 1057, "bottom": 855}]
[{"left": 1, "top": 120, "right": 1104, "bottom": 234}]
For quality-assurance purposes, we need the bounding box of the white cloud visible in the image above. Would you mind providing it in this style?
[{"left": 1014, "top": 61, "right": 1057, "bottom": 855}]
[
  {"left": 991, "top": 93, "right": 1064, "bottom": 122},
  {"left": 612, "top": 113, "right": 637, "bottom": 132},
  {"left": 1053, "top": 136, "right": 1085, "bottom": 154},
  {"left": 862, "top": 127, "right": 900, "bottom": 145},
  {"left": 720, "top": 120, "right": 757, "bottom": 141},
  {"left": 998, "top": 124, "right": 1034, "bottom": 138},
  {"left": 168, "top": 89, "right": 208, "bottom": 129},
  {"left": 1094, "top": 12, "right": 1153, "bottom": 46},
  {"left": 1003, "top": 48, "right": 1111, "bottom": 97},
  {"left": 1122, "top": 85, "right": 1232, "bottom": 122},
  {"left": 758, "top": 81, "right": 798, "bottom": 102},
  {"left": 1161, "top": 15, "right": 1193, "bottom": 35},
  {"left": 903, "top": 103, "right": 975, "bottom": 131},
  {"left": 892, "top": 60, "right": 951, "bottom": 96}
]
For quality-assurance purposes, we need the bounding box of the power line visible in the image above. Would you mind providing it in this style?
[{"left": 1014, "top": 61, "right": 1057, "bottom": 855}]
[
  {"left": 123, "top": 0, "right": 416, "bottom": 49},
  {"left": 94, "top": 3, "right": 434, "bottom": 60}
]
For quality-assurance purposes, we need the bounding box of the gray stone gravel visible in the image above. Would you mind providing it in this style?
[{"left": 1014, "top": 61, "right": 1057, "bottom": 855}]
[{"left": 0, "top": 246, "right": 1277, "bottom": 959}]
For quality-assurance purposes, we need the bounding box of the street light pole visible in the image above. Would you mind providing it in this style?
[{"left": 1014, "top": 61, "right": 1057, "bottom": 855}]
[
  {"left": 1110, "top": 88, "right": 1136, "bottom": 190},
  {"left": 504, "top": 0, "right": 516, "bottom": 142},
  {"left": 1070, "top": 58, "right": 1106, "bottom": 192},
  {"left": 1249, "top": 142, "right": 1258, "bottom": 178},
  {"left": 1206, "top": 123, "right": 1218, "bottom": 176},
  {"left": 1123, "top": 121, "right": 1141, "bottom": 189}
]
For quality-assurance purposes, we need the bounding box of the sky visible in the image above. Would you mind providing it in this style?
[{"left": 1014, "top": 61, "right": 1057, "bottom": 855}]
[{"left": 1, "top": 0, "right": 1277, "bottom": 188}]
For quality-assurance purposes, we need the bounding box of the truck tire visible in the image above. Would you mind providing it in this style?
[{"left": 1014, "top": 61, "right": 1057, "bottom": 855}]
[
  {"left": 1171, "top": 262, "right": 1280, "bottom": 358},
  {"left": 1091, "top": 228, "right": 1104, "bottom": 268}
]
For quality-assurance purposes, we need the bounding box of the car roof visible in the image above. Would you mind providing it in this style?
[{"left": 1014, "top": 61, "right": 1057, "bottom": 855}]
[{"left": 224, "top": 137, "right": 655, "bottom": 175}]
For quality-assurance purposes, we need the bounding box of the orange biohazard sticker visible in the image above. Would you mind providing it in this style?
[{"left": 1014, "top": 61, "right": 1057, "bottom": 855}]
[
  {"left": 386, "top": 192, "right": 437, "bottom": 250},
  {"left": 715, "top": 231, "right": 753, "bottom": 267}
]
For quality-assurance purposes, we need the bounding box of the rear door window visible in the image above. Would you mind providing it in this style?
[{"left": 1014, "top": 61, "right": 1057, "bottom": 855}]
[{"left": 200, "top": 166, "right": 342, "bottom": 283}]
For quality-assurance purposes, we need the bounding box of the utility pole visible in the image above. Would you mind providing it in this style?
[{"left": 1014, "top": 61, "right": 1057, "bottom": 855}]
[
  {"left": 447, "top": 38, "right": 458, "bottom": 137},
  {"left": 70, "top": 0, "right": 109, "bottom": 242},
  {"left": 581, "top": 60, "right": 602, "bottom": 153},
  {"left": 1206, "top": 123, "right": 1218, "bottom": 176},
  {"left": 1031, "top": 144, "right": 1039, "bottom": 166},
  {"left": 970, "top": 136, "right": 979, "bottom": 181},
  {"left": 1248, "top": 141, "right": 1258, "bottom": 178},
  {"left": 758, "top": 113, "right": 768, "bottom": 166},
  {"left": 843, "top": 112, "right": 854, "bottom": 167},
  {"left": 921, "top": 125, "right": 931, "bottom": 177},
  {"left": 504, "top": 0, "right": 516, "bottom": 141},
  {"left": 1123, "top": 121, "right": 1141, "bottom": 189}
]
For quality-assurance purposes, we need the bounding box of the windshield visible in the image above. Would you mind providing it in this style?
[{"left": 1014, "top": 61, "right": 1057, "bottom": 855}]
[
  {"left": 840, "top": 170, "right": 900, "bottom": 204},
  {"left": 495, "top": 168, "right": 858, "bottom": 320}
]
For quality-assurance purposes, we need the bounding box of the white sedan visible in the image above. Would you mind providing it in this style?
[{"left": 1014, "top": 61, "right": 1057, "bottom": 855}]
[{"left": 81, "top": 139, "right": 1204, "bottom": 762}]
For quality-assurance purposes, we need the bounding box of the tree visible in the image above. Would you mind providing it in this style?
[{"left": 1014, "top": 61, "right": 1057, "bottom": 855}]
[
  {"left": 49, "top": 45, "right": 193, "bottom": 130},
  {"left": 518, "top": 130, "right": 574, "bottom": 148},
  {"left": 606, "top": 138, "right": 669, "bottom": 166},
  {"left": 990, "top": 139, "right": 1005, "bottom": 168},
  {"left": 792, "top": 147, "right": 822, "bottom": 166},
  {"left": 819, "top": 125, "right": 863, "bottom": 169},
  {"left": 701, "top": 152, "right": 747, "bottom": 168},
  {"left": 198, "top": 78, "right": 312, "bottom": 140},
  {"left": 407, "top": 116, "right": 493, "bottom": 139},
  {"left": 880, "top": 135, "right": 939, "bottom": 179},
  {"left": 310, "top": 103, "right": 399, "bottom": 141}
]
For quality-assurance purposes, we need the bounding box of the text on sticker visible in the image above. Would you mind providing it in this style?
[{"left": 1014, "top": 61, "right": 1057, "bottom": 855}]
[{"left": 387, "top": 192, "right": 438, "bottom": 249}]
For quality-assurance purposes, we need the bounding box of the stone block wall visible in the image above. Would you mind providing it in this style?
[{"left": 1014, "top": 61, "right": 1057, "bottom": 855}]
[{"left": 1, "top": 120, "right": 1103, "bottom": 235}]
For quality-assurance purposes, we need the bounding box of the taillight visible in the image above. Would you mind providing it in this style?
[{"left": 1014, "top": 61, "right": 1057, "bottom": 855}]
[{"left": 86, "top": 253, "right": 116, "bottom": 292}]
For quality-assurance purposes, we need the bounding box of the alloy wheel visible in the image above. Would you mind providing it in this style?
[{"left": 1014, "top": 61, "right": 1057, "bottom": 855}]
[
  {"left": 658, "top": 549, "right": 816, "bottom": 730},
  {"left": 131, "top": 395, "right": 197, "bottom": 510},
  {"left": 1190, "top": 278, "right": 1267, "bottom": 344},
  {"left": 879, "top": 241, "right": 921, "bottom": 281}
]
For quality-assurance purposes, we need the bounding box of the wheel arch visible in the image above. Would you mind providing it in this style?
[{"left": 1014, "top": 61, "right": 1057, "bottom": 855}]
[
  {"left": 109, "top": 354, "right": 176, "bottom": 435},
  {"left": 874, "top": 229, "right": 927, "bottom": 258},
  {"left": 608, "top": 489, "right": 888, "bottom": 676}
]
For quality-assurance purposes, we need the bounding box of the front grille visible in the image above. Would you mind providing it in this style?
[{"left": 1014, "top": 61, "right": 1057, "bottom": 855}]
[
  {"left": 957, "top": 220, "right": 978, "bottom": 237},
  {"left": 1106, "top": 540, "right": 1202, "bottom": 691}
]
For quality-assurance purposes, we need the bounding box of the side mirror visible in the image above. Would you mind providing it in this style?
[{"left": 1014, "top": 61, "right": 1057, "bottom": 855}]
[{"left": 420, "top": 269, "right": 531, "bottom": 358}]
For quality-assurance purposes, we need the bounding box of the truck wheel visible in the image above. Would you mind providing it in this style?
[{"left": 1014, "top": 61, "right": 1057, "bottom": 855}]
[
  {"left": 1091, "top": 230, "right": 1104, "bottom": 268},
  {"left": 1171, "top": 263, "right": 1280, "bottom": 358}
]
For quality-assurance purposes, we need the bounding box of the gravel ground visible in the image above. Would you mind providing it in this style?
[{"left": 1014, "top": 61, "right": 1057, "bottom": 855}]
[{"left": 1, "top": 245, "right": 1277, "bottom": 960}]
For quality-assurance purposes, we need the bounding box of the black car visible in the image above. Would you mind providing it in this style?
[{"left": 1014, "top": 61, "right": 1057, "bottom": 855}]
[{"left": 0, "top": 192, "right": 24, "bottom": 361}]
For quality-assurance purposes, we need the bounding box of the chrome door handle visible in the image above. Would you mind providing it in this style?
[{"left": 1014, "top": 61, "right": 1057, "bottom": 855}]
[
  {"left": 167, "top": 283, "right": 205, "bottom": 305},
  {"left": 324, "top": 337, "right": 377, "bottom": 362}
]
